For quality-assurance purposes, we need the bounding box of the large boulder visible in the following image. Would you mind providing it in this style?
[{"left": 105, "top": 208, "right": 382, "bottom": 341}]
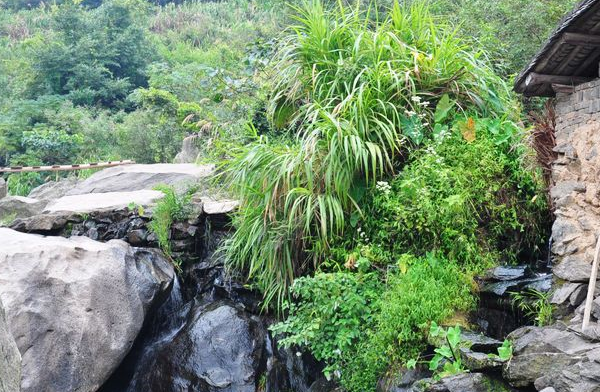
[
  {"left": 0, "top": 196, "right": 45, "bottom": 222},
  {"left": 67, "top": 163, "right": 214, "bottom": 195},
  {"left": 127, "top": 301, "right": 266, "bottom": 392},
  {"left": 0, "top": 229, "right": 175, "bottom": 392},
  {"left": 27, "top": 177, "right": 79, "bottom": 202},
  {"left": 504, "top": 325, "right": 600, "bottom": 391},
  {"left": 44, "top": 190, "right": 165, "bottom": 214},
  {"left": 0, "top": 297, "right": 21, "bottom": 392}
]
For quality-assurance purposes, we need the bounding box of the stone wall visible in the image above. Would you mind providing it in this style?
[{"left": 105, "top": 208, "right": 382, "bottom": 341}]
[{"left": 552, "top": 79, "right": 600, "bottom": 286}]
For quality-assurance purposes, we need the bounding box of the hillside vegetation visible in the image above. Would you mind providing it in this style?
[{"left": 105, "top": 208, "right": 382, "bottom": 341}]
[{"left": 0, "top": 0, "right": 571, "bottom": 390}]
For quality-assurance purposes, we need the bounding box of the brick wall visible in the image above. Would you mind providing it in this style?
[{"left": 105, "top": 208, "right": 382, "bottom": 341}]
[{"left": 552, "top": 79, "right": 600, "bottom": 284}]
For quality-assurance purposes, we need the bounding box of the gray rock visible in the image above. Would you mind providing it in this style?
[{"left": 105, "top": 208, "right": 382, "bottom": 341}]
[
  {"left": 0, "top": 297, "right": 20, "bottom": 392},
  {"left": 460, "top": 331, "right": 502, "bottom": 352},
  {"left": 459, "top": 348, "right": 504, "bottom": 371},
  {"left": 9, "top": 213, "right": 71, "bottom": 232},
  {"left": 44, "top": 190, "right": 165, "bottom": 214},
  {"left": 174, "top": 134, "right": 201, "bottom": 164},
  {"left": 67, "top": 163, "right": 214, "bottom": 195},
  {"left": 130, "top": 301, "right": 265, "bottom": 392},
  {"left": 0, "top": 229, "right": 175, "bottom": 392},
  {"left": 422, "top": 373, "right": 512, "bottom": 392},
  {"left": 554, "top": 255, "right": 594, "bottom": 282},
  {"left": 0, "top": 196, "right": 45, "bottom": 222},
  {"left": 27, "top": 178, "right": 78, "bottom": 201},
  {"left": 539, "top": 388, "right": 556, "bottom": 392},
  {"left": 552, "top": 283, "right": 584, "bottom": 305},
  {"left": 0, "top": 178, "right": 6, "bottom": 200},
  {"left": 550, "top": 181, "right": 586, "bottom": 202},
  {"left": 504, "top": 325, "right": 600, "bottom": 390},
  {"left": 203, "top": 198, "right": 239, "bottom": 215}
]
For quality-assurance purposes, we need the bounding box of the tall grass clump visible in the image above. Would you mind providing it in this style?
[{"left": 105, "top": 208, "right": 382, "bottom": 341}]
[{"left": 224, "top": 0, "right": 519, "bottom": 309}]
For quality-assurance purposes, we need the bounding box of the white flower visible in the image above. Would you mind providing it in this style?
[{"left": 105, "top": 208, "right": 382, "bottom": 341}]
[
  {"left": 420, "top": 100, "right": 431, "bottom": 107},
  {"left": 411, "top": 96, "right": 422, "bottom": 102},
  {"left": 404, "top": 109, "right": 417, "bottom": 117}
]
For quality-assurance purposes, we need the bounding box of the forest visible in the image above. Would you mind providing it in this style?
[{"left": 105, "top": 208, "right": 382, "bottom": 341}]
[{"left": 0, "top": 0, "right": 584, "bottom": 391}]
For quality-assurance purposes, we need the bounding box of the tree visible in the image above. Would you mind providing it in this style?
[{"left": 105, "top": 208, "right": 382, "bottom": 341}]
[{"left": 27, "top": 0, "right": 156, "bottom": 108}]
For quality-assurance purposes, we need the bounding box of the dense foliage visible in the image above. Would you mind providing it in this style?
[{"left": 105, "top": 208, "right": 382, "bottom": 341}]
[
  {"left": 224, "top": 0, "right": 518, "bottom": 308},
  {"left": 0, "top": 0, "right": 566, "bottom": 391},
  {"left": 223, "top": 1, "right": 549, "bottom": 391},
  {"left": 0, "top": 0, "right": 283, "bottom": 193}
]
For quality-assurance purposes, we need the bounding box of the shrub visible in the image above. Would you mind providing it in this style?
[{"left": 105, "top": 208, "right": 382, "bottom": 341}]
[
  {"left": 270, "top": 271, "right": 382, "bottom": 380},
  {"left": 341, "top": 253, "right": 475, "bottom": 391},
  {"left": 224, "top": 0, "right": 517, "bottom": 309}
]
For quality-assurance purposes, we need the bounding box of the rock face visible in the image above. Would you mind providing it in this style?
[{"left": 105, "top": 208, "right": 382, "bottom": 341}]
[
  {"left": 133, "top": 301, "right": 266, "bottom": 392},
  {"left": 0, "top": 298, "right": 21, "bottom": 392},
  {"left": 504, "top": 325, "right": 600, "bottom": 391},
  {"left": 0, "top": 196, "right": 45, "bottom": 222},
  {"left": 476, "top": 266, "right": 552, "bottom": 338},
  {"left": 67, "top": 163, "right": 214, "bottom": 195},
  {"left": 174, "top": 134, "right": 201, "bottom": 163},
  {"left": 552, "top": 82, "right": 600, "bottom": 285},
  {"left": 0, "top": 228, "right": 175, "bottom": 392}
]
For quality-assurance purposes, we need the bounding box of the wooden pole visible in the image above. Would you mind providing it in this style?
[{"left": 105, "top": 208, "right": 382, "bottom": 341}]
[
  {"left": 0, "top": 160, "right": 135, "bottom": 174},
  {"left": 582, "top": 234, "right": 600, "bottom": 331}
]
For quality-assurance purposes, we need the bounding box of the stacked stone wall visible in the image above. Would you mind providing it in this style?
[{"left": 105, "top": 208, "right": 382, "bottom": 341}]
[{"left": 552, "top": 79, "right": 600, "bottom": 285}]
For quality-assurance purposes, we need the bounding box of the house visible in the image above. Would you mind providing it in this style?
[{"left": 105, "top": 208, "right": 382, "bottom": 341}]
[{"left": 516, "top": 0, "right": 600, "bottom": 293}]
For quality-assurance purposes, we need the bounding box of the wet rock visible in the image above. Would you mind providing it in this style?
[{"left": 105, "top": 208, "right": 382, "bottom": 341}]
[
  {"left": 480, "top": 272, "right": 552, "bottom": 297},
  {"left": 308, "top": 378, "right": 339, "bottom": 392},
  {"left": 503, "top": 325, "right": 600, "bottom": 389},
  {"left": 28, "top": 178, "right": 78, "bottom": 201},
  {"left": 129, "top": 301, "right": 266, "bottom": 392},
  {"left": 0, "top": 229, "right": 175, "bottom": 392},
  {"left": 127, "top": 229, "right": 148, "bottom": 246},
  {"left": 0, "top": 178, "right": 6, "bottom": 200},
  {"left": 0, "top": 297, "right": 20, "bottom": 392},
  {"left": 67, "top": 163, "right": 213, "bottom": 195},
  {"left": 476, "top": 266, "right": 552, "bottom": 338},
  {"left": 0, "top": 196, "right": 45, "bottom": 221},
  {"left": 460, "top": 332, "right": 502, "bottom": 353},
  {"left": 378, "top": 367, "right": 431, "bottom": 392},
  {"left": 483, "top": 265, "right": 530, "bottom": 281}
]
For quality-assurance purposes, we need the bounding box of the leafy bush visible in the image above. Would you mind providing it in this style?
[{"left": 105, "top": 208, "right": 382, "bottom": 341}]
[
  {"left": 350, "top": 115, "right": 548, "bottom": 269},
  {"left": 270, "top": 272, "right": 382, "bottom": 380},
  {"left": 224, "top": 0, "right": 516, "bottom": 309},
  {"left": 341, "top": 253, "right": 475, "bottom": 391}
]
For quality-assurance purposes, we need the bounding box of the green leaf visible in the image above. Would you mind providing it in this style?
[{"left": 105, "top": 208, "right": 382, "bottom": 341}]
[
  {"left": 434, "top": 94, "right": 454, "bottom": 123},
  {"left": 429, "top": 354, "right": 443, "bottom": 371},
  {"left": 497, "top": 340, "right": 513, "bottom": 361},
  {"left": 447, "top": 325, "right": 462, "bottom": 348},
  {"left": 435, "top": 346, "right": 453, "bottom": 359},
  {"left": 406, "top": 359, "right": 418, "bottom": 369}
]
